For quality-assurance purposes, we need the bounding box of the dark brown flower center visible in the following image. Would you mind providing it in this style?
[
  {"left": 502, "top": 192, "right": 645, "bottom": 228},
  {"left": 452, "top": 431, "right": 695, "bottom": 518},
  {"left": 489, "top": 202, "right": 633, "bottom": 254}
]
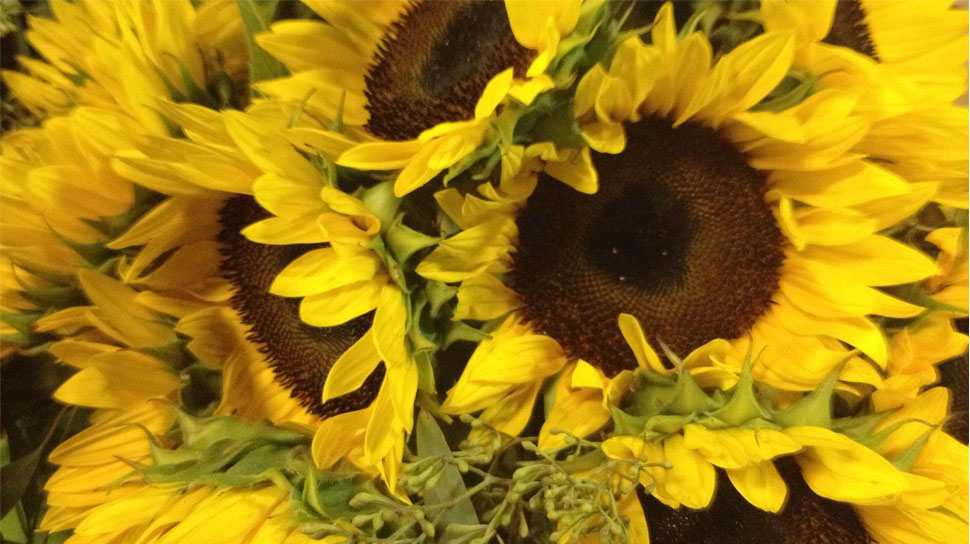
[
  {"left": 510, "top": 118, "right": 785, "bottom": 376},
  {"left": 364, "top": 0, "right": 535, "bottom": 141},
  {"left": 822, "top": 0, "right": 878, "bottom": 59},
  {"left": 219, "top": 196, "right": 382, "bottom": 418}
]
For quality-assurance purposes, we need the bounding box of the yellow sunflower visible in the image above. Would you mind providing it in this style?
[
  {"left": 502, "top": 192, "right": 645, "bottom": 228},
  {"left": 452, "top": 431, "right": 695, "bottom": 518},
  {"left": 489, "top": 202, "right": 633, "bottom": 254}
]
[
  {"left": 109, "top": 96, "right": 427, "bottom": 496},
  {"left": 253, "top": 0, "right": 589, "bottom": 196},
  {"left": 761, "top": 0, "right": 969, "bottom": 207},
  {"left": 1, "top": 0, "right": 248, "bottom": 130},
  {"left": 420, "top": 4, "right": 940, "bottom": 425},
  {"left": 0, "top": 102, "right": 316, "bottom": 544},
  {"left": 413, "top": 6, "right": 967, "bottom": 537}
]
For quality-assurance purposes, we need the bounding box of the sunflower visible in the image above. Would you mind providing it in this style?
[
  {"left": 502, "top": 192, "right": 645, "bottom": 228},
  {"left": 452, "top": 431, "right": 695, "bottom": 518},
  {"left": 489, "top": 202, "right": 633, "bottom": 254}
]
[
  {"left": 253, "top": 0, "right": 592, "bottom": 196},
  {"left": 1, "top": 0, "right": 249, "bottom": 129},
  {"left": 106, "top": 93, "right": 430, "bottom": 496},
  {"left": 760, "top": 0, "right": 969, "bottom": 207},
  {"left": 1, "top": 115, "right": 329, "bottom": 544},
  {"left": 416, "top": 4, "right": 964, "bottom": 539},
  {"left": 2, "top": 1, "right": 967, "bottom": 543},
  {"left": 422, "top": 3, "right": 938, "bottom": 408}
]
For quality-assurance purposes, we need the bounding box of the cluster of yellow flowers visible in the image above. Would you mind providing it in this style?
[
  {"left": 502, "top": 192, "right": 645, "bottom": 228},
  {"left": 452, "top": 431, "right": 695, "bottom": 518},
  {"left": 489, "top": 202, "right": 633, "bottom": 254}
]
[{"left": 0, "top": 1, "right": 966, "bottom": 543}]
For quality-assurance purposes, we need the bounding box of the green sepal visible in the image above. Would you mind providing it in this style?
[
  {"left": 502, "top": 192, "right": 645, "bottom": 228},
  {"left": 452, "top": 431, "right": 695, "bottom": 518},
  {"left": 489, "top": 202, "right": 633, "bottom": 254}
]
[
  {"left": 170, "top": 54, "right": 217, "bottom": 108},
  {"left": 215, "top": 444, "right": 294, "bottom": 487},
  {"left": 643, "top": 414, "right": 694, "bottom": 435},
  {"left": 360, "top": 181, "right": 400, "bottom": 234},
  {"left": 425, "top": 281, "right": 458, "bottom": 318},
  {"left": 676, "top": 4, "right": 714, "bottom": 41},
  {"left": 891, "top": 427, "right": 935, "bottom": 472},
  {"left": 550, "top": 0, "right": 610, "bottom": 82},
  {"left": 176, "top": 412, "right": 307, "bottom": 452},
  {"left": 514, "top": 94, "right": 586, "bottom": 149},
  {"left": 286, "top": 89, "right": 317, "bottom": 129},
  {"left": 413, "top": 349, "right": 436, "bottom": 394},
  {"left": 0, "top": 312, "right": 45, "bottom": 334},
  {"left": 625, "top": 369, "right": 675, "bottom": 419},
  {"left": 831, "top": 411, "right": 892, "bottom": 446},
  {"left": 298, "top": 470, "right": 371, "bottom": 521},
  {"left": 50, "top": 231, "right": 109, "bottom": 266},
  {"left": 557, "top": 448, "right": 608, "bottom": 475},
  {"left": 19, "top": 340, "right": 57, "bottom": 356},
  {"left": 140, "top": 412, "right": 310, "bottom": 487},
  {"left": 20, "top": 283, "right": 82, "bottom": 308},
  {"left": 704, "top": 352, "right": 770, "bottom": 427},
  {"left": 136, "top": 340, "right": 188, "bottom": 369},
  {"left": 444, "top": 133, "right": 501, "bottom": 185},
  {"left": 212, "top": 69, "right": 237, "bottom": 109},
  {"left": 329, "top": 90, "right": 345, "bottom": 134},
  {"left": 752, "top": 70, "right": 824, "bottom": 113},
  {"left": 0, "top": 332, "right": 34, "bottom": 347},
  {"left": 846, "top": 416, "right": 931, "bottom": 453},
  {"left": 385, "top": 217, "right": 440, "bottom": 265},
  {"left": 236, "top": 0, "right": 288, "bottom": 83},
  {"left": 773, "top": 361, "right": 845, "bottom": 428},
  {"left": 665, "top": 368, "right": 717, "bottom": 416},
  {"left": 442, "top": 321, "right": 491, "bottom": 349},
  {"left": 610, "top": 406, "right": 649, "bottom": 436}
]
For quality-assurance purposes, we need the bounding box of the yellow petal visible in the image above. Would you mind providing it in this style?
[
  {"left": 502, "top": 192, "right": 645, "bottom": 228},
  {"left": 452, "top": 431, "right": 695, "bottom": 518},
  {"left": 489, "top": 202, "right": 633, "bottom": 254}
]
[
  {"left": 321, "top": 329, "right": 382, "bottom": 403},
  {"left": 311, "top": 407, "right": 369, "bottom": 469},
  {"left": 270, "top": 248, "right": 380, "bottom": 297},
  {"left": 54, "top": 352, "right": 178, "bottom": 409},
  {"left": 617, "top": 313, "right": 666, "bottom": 373},
  {"left": 299, "top": 280, "right": 382, "bottom": 327},
  {"left": 416, "top": 217, "right": 516, "bottom": 282},
  {"left": 454, "top": 273, "right": 522, "bottom": 321},
  {"left": 786, "top": 426, "right": 909, "bottom": 505},
  {"left": 660, "top": 433, "right": 717, "bottom": 509},
  {"left": 372, "top": 285, "right": 409, "bottom": 369},
  {"left": 538, "top": 387, "right": 608, "bottom": 449},
  {"left": 337, "top": 139, "right": 423, "bottom": 170},
  {"left": 781, "top": 260, "right": 924, "bottom": 319},
  {"left": 725, "top": 461, "right": 788, "bottom": 513},
  {"left": 475, "top": 68, "right": 514, "bottom": 120},
  {"left": 78, "top": 270, "right": 176, "bottom": 348},
  {"left": 682, "top": 426, "right": 801, "bottom": 469}
]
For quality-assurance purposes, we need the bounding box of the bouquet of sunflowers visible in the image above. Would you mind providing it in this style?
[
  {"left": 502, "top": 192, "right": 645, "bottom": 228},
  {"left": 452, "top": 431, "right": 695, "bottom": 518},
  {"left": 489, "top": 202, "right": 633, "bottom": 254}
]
[{"left": 1, "top": 0, "right": 967, "bottom": 543}]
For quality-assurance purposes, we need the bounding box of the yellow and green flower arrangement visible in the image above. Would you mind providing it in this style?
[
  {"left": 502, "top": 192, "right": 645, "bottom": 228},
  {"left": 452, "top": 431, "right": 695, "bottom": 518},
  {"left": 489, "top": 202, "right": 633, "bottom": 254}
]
[{"left": 0, "top": 1, "right": 966, "bottom": 543}]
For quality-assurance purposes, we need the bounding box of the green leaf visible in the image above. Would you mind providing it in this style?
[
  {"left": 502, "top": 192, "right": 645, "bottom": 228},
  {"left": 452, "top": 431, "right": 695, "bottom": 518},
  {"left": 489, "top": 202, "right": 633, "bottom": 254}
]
[
  {"left": 236, "top": 0, "right": 288, "bottom": 82},
  {"left": 415, "top": 411, "right": 478, "bottom": 535}
]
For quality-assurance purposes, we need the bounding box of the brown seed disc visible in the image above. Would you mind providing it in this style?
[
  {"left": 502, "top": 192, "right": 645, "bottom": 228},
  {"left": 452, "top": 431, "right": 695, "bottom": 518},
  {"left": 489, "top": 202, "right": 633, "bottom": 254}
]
[
  {"left": 510, "top": 118, "right": 786, "bottom": 376},
  {"left": 638, "top": 458, "right": 871, "bottom": 543},
  {"left": 219, "top": 196, "right": 382, "bottom": 418},
  {"left": 823, "top": 0, "right": 879, "bottom": 59},
  {"left": 364, "top": 0, "right": 535, "bottom": 141}
]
